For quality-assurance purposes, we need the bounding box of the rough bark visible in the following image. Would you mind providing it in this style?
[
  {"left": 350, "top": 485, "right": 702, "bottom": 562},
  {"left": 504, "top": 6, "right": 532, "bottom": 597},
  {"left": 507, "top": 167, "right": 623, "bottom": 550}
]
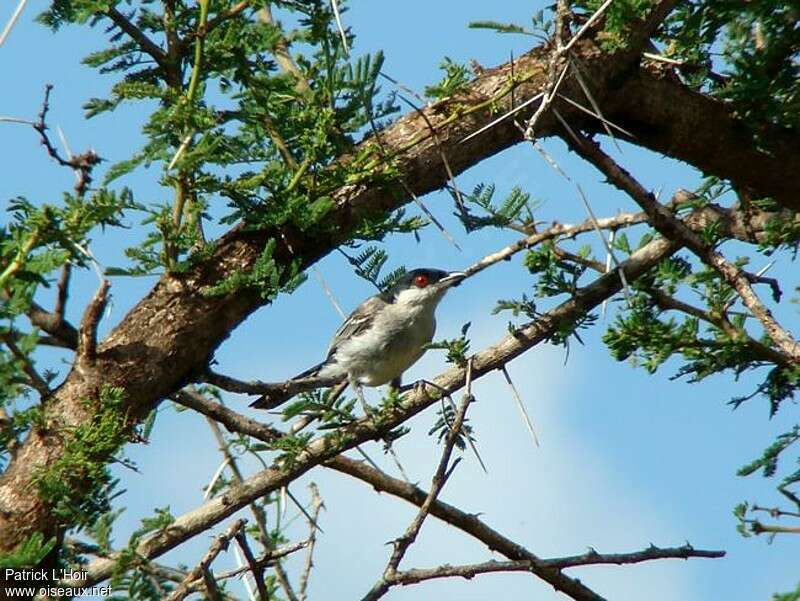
[
  {"left": 1, "top": 35, "right": 798, "bottom": 553},
  {"left": 608, "top": 65, "right": 800, "bottom": 211}
]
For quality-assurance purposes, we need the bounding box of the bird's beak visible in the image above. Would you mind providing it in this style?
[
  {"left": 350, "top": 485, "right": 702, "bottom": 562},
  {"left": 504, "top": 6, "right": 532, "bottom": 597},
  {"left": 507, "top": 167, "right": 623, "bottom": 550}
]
[{"left": 439, "top": 271, "right": 467, "bottom": 287}]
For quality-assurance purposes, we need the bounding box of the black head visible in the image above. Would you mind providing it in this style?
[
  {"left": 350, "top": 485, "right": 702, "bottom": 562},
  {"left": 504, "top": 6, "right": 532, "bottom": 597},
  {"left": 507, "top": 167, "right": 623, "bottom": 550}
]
[{"left": 382, "top": 268, "right": 466, "bottom": 303}]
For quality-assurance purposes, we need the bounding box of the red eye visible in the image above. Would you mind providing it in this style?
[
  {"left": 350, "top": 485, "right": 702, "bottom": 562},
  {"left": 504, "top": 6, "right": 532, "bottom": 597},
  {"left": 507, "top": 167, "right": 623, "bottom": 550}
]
[{"left": 413, "top": 274, "right": 429, "bottom": 288}]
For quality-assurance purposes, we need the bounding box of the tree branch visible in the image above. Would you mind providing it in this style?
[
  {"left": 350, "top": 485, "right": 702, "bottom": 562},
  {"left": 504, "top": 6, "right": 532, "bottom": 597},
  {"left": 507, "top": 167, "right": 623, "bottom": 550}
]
[
  {"left": 23, "top": 293, "right": 79, "bottom": 350},
  {"left": 78, "top": 280, "right": 110, "bottom": 363},
  {"left": 297, "top": 482, "right": 323, "bottom": 601},
  {"left": 369, "top": 360, "right": 475, "bottom": 600},
  {"left": 387, "top": 543, "right": 724, "bottom": 587},
  {"left": 564, "top": 132, "right": 800, "bottom": 362},
  {"left": 154, "top": 385, "right": 608, "bottom": 600},
  {"left": 164, "top": 378, "right": 724, "bottom": 601},
  {"left": 198, "top": 388, "right": 299, "bottom": 601},
  {"left": 607, "top": 64, "right": 800, "bottom": 211},
  {"left": 0, "top": 331, "right": 50, "bottom": 398},
  {"left": 32, "top": 85, "right": 101, "bottom": 197},
  {"left": 234, "top": 529, "right": 269, "bottom": 601},
  {"left": 105, "top": 7, "right": 168, "bottom": 69},
  {"left": 165, "top": 519, "right": 245, "bottom": 601}
]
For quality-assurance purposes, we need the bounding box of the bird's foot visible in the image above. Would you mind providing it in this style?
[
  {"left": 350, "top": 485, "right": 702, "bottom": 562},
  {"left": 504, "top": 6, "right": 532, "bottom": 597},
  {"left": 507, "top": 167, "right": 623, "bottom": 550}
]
[{"left": 398, "top": 378, "right": 451, "bottom": 398}]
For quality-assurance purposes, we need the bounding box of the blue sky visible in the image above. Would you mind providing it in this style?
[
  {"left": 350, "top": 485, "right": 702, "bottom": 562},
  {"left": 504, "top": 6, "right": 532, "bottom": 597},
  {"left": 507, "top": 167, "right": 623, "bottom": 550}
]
[{"left": 2, "top": 1, "right": 799, "bottom": 600}]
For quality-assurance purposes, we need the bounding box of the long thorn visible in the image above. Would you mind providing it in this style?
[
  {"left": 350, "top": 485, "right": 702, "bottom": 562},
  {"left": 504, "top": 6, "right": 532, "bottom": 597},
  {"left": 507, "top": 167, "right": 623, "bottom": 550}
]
[{"left": 501, "top": 366, "right": 540, "bottom": 448}]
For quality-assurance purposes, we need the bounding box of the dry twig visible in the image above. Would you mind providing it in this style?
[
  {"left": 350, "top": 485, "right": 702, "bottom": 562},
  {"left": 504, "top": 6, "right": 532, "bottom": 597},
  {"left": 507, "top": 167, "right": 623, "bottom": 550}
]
[
  {"left": 166, "top": 519, "right": 245, "bottom": 601},
  {"left": 361, "top": 360, "right": 475, "bottom": 601},
  {"left": 298, "top": 482, "right": 324, "bottom": 601}
]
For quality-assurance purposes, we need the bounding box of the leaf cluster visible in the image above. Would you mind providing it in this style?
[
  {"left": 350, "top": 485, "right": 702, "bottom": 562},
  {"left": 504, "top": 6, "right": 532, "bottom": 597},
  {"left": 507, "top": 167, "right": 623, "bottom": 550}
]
[
  {"left": 426, "top": 322, "right": 472, "bottom": 366},
  {"left": 661, "top": 1, "right": 799, "bottom": 131},
  {"left": 458, "top": 183, "right": 535, "bottom": 233},
  {"left": 339, "top": 245, "right": 406, "bottom": 292},
  {"left": 428, "top": 402, "right": 476, "bottom": 452}
]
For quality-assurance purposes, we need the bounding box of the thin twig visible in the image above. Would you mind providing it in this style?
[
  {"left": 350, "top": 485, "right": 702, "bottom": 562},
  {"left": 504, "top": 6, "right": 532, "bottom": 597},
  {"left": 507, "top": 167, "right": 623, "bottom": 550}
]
[
  {"left": 204, "top": 368, "right": 343, "bottom": 407},
  {"left": 105, "top": 6, "right": 167, "bottom": 68},
  {"left": 203, "top": 0, "right": 250, "bottom": 39},
  {"left": 0, "top": 332, "right": 50, "bottom": 398},
  {"left": 298, "top": 482, "right": 323, "bottom": 601},
  {"left": 54, "top": 264, "right": 71, "bottom": 323},
  {"left": 363, "top": 360, "right": 475, "bottom": 601},
  {"left": 232, "top": 544, "right": 258, "bottom": 601},
  {"left": 389, "top": 543, "right": 725, "bottom": 586},
  {"left": 200, "top": 391, "right": 300, "bottom": 601},
  {"left": 259, "top": 3, "right": 312, "bottom": 96},
  {"left": 443, "top": 394, "right": 488, "bottom": 473},
  {"left": 200, "top": 540, "right": 310, "bottom": 584},
  {"left": 32, "top": 85, "right": 101, "bottom": 196},
  {"left": 235, "top": 530, "right": 269, "bottom": 601},
  {"left": 166, "top": 519, "right": 245, "bottom": 601}
]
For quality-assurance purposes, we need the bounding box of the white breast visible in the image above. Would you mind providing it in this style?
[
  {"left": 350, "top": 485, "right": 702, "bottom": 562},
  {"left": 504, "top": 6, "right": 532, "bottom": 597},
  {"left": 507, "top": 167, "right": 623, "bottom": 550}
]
[{"left": 333, "top": 302, "right": 437, "bottom": 386}]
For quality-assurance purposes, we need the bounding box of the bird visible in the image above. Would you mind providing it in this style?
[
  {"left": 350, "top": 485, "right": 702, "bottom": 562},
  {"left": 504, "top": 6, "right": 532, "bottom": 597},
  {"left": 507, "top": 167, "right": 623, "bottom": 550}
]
[{"left": 250, "top": 268, "right": 467, "bottom": 409}]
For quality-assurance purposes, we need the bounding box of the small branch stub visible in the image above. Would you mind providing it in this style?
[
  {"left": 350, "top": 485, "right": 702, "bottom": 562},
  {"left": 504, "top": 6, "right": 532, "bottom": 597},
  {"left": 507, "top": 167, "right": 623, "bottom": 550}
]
[{"left": 78, "top": 280, "right": 110, "bottom": 363}]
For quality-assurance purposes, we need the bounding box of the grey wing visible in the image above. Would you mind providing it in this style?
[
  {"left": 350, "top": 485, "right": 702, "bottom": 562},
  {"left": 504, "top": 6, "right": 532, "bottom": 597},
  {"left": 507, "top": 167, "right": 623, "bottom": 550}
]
[{"left": 326, "top": 295, "right": 386, "bottom": 357}]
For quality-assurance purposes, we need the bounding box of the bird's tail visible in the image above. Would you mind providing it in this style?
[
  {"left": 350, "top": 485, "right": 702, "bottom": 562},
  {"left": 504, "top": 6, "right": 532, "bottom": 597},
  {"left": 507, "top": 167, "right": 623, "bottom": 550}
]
[
  {"left": 249, "top": 361, "right": 339, "bottom": 410},
  {"left": 291, "top": 361, "right": 325, "bottom": 381}
]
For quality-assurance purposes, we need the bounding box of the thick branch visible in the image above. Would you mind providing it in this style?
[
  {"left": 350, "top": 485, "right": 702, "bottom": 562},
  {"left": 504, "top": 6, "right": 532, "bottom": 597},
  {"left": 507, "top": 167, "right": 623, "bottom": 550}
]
[{"left": 607, "top": 64, "right": 800, "bottom": 212}]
